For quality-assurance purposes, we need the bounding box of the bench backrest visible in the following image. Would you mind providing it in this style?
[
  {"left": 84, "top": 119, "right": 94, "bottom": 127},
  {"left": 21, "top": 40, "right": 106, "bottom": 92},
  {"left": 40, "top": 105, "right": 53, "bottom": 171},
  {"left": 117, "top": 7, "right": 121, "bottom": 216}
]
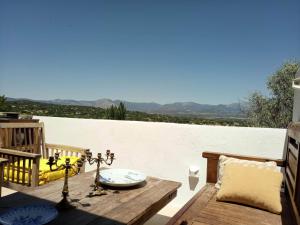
[
  {"left": 0, "top": 122, "right": 46, "bottom": 155},
  {"left": 286, "top": 123, "right": 300, "bottom": 224},
  {"left": 202, "top": 152, "right": 284, "bottom": 183}
]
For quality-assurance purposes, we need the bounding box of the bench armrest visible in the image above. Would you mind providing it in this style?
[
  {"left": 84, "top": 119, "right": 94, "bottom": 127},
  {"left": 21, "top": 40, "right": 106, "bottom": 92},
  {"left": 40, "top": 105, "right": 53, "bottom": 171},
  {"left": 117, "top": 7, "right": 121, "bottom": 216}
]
[
  {"left": 202, "top": 151, "right": 285, "bottom": 183},
  {"left": 0, "top": 148, "right": 42, "bottom": 187},
  {"left": 0, "top": 148, "right": 41, "bottom": 159}
]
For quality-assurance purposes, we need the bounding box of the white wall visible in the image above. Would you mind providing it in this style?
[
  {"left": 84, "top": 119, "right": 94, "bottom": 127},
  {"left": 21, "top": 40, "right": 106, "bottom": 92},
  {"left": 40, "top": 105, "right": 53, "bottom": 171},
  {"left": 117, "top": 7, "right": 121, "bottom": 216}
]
[
  {"left": 35, "top": 116, "right": 287, "bottom": 209},
  {"left": 293, "top": 70, "right": 300, "bottom": 122}
]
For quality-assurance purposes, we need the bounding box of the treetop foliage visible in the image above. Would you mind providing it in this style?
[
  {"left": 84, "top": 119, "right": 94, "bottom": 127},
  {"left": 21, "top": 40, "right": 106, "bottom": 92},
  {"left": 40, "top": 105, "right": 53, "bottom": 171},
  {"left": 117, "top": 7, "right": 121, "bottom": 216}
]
[{"left": 248, "top": 61, "right": 300, "bottom": 128}]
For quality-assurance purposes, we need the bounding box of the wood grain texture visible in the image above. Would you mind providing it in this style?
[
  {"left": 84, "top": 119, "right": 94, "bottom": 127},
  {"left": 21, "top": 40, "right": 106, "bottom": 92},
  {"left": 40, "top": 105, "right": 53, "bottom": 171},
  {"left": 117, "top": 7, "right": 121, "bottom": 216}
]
[
  {"left": 202, "top": 151, "right": 285, "bottom": 183},
  {"left": 168, "top": 184, "right": 297, "bottom": 225},
  {"left": 202, "top": 151, "right": 285, "bottom": 166},
  {"left": 0, "top": 122, "right": 88, "bottom": 187},
  {"left": 0, "top": 158, "right": 8, "bottom": 197},
  {"left": 0, "top": 119, "right": 39, "bottom": 123},
  {"left": 0, "top": 170, "right": 181, "bottom": 225},
  {"left": 285, "top": 123, "right": 300, "bottom": 225}
]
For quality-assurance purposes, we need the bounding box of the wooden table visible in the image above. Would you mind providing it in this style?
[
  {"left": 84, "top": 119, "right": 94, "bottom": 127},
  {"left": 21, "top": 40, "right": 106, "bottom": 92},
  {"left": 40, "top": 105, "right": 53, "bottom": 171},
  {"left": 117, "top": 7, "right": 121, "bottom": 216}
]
[{"left": 0, "top": 171, "right": 181, "bottom": 225}]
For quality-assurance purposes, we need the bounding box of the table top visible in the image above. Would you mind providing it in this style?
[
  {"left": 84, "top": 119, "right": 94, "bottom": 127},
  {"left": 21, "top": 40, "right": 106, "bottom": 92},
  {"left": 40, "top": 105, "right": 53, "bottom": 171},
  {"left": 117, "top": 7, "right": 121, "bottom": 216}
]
[{"left": 0, "top": 170, "right": 181, "bottom": 225}]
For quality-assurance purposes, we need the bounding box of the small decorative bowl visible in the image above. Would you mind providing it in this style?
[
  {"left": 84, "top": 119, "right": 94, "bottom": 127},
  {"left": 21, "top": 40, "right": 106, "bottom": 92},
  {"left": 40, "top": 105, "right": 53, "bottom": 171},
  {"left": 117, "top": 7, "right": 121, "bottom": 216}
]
[{"left": 0, "top": 204, "right": 58, "bottom": 225}]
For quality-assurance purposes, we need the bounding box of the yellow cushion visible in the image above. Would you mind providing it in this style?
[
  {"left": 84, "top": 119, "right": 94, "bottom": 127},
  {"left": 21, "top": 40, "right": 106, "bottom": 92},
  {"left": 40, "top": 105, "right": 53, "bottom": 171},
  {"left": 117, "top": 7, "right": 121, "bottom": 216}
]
[
  {"left": 215, "top": 155, "right": 278, "bottom": 189},
  {"left": 4, "top": 156, "right": 79, "bottom": 185},
  {"left": 216, "top": 163, "right": 283, "bottom": 214}
]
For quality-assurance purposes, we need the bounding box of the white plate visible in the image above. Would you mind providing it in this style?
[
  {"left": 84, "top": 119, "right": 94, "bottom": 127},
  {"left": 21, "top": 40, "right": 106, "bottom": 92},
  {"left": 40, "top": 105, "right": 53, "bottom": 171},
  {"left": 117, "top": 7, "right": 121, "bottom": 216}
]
[{"left": 99, "top": 168, "right": 146, "bottom": 187}]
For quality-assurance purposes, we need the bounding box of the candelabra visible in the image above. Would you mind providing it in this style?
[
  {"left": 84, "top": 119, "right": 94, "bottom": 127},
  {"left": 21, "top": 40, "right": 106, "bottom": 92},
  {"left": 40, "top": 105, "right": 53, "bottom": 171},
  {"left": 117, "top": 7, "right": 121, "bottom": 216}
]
[
  {"left": 81, "top": 149, "right": 115, "bottom": 197},
  {"left": 47, "top": 153, "right": 84, "bottom": 211}
]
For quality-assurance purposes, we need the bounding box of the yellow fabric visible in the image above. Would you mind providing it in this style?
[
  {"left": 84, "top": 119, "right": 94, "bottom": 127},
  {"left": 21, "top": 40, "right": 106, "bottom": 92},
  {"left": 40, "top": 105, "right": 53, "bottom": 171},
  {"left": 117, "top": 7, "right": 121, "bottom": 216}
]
[
  {"left": 4, "top": 156, "right": 79, "bottom": 185},
  {"left": 216, "top": 163, "right": 283, "bottom": 214}
]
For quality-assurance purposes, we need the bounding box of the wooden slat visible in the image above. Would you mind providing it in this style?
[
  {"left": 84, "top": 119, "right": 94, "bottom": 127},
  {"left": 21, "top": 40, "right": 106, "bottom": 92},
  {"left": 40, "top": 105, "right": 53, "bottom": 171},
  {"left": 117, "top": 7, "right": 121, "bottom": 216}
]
[
  {"left": 28, "top": 158, "right": 32, "bottom": 186},
  {"left": 24, "top": 128, "right": 27, "bottom": 146},
  {"left": 0, "top": 123, "right": 43, "bottom": 128},
  {"left": 46, "top": 143, "right": 88, "bottom": 154},
  {"left": 6, "top": 128, "right": 11, "bottom": 147},
  {"left": 0, "top": 148, "right": 41, "bottom": 159},
  {"left": 286, "top": 166, "right": 296, "bottom": 191},
  {"left": 31, "top": 157, "right": 39, "bottom": 187},
  {"left": 202, "top": 151, "right": 285, "bottom": 167},
  {"left": 16, "top": 157, "right": 20, "bottom": 184},
  {"left": 288, "top": 122, "right": 300, "bottom": 141},
  {"left": 11, "top": 156, "right": 15, "bottom": 183},
  {"left": 40, "top": 123, "right": 46, "bottom": 158},
  {"left": 33, "top": 128, "right": 38, "bottom": 154},
  {"left": 28, "top": 128, "right": 32, "bottom": 146},
  {"left": 22, "top": 157, "right": 26, "bottom": 185},
  {"left": 289, "top": 143, "right": 299, "bottom": 160},
  {"left": 288, "top": 151, "right": 298, "bottom": 178},
  {"left": 6, "top": 155, "right": 10, "bottom": 182},
  {"left": 13, "top": 128, "right": 16, "bottom": 147}
]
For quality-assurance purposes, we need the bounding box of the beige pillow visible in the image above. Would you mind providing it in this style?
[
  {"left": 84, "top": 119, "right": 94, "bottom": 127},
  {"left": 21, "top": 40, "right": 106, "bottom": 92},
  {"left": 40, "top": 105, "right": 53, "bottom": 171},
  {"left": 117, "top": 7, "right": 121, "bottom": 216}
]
[
  {"left": 216, "top": 163, "right": 283, "bottom": 214},
  {"left": 215, "top": 155, "right": 278, "bottom": 189}
]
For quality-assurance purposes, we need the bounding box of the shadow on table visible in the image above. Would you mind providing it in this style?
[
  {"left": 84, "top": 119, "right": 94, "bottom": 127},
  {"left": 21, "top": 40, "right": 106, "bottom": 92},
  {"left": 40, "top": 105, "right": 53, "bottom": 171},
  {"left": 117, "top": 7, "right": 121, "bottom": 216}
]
[
  {"left": 101, "top": 180, "right": 147, "bottom": 191},
  {"left": 0, "top": 191, "right": 128, "bottom": 225},
  {"left": 144, "top": 213, "right": 171, "bottom": 225}
]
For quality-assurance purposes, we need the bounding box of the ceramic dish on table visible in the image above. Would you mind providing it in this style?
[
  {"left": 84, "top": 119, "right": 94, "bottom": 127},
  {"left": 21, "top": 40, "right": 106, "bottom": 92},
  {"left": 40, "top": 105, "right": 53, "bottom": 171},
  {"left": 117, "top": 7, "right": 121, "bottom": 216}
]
[
  {"left": 99, "top": 168, "right": 147, "bottom": 187},
  {"left": 0, "top": 204, "right": 58, "bottom": 225}
]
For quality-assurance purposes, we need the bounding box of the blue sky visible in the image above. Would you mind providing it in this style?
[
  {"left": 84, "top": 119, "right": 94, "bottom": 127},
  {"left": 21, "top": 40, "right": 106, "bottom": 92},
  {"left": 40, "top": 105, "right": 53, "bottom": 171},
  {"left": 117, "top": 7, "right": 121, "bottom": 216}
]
[{"left": 0, "top": 0, "right": 299, "bottom": 104}]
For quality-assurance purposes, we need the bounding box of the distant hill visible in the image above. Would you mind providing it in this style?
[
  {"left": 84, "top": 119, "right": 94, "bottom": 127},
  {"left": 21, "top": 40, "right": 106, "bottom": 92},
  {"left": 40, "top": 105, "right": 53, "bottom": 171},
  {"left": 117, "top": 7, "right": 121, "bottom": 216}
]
[{"left": 7, "top": 97, "right": 245, "bottom": 119}]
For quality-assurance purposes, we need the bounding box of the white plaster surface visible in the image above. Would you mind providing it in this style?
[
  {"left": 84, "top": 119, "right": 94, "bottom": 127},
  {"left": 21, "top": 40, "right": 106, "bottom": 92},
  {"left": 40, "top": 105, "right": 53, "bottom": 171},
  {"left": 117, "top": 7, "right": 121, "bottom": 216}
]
[
  {"left": 293, "top": 71, "right": 300, "bottom": 122},
  {"left": 35, "top": 116, "right": 287, "bottom": 212}
]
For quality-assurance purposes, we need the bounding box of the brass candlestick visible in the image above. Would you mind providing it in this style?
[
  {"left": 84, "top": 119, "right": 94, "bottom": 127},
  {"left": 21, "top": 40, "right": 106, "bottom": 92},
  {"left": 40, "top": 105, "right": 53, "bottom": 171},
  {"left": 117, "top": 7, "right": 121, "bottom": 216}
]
[
  {"left": 81, "top": 149, "right": 115, "bottom": 197},
  {"left": 47, "top": 153, "right": 84, "bottom": 211}
]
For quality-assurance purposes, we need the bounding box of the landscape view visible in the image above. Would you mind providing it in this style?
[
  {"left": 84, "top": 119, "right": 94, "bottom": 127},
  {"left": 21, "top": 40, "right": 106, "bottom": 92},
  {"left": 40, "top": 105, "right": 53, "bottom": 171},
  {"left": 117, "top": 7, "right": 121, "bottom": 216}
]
[
  {"left": 0, "top": 1, "right": 299, "bottom": 129},
  {"left": 1, "top": 60, "right": 299, "bottom": 128}
]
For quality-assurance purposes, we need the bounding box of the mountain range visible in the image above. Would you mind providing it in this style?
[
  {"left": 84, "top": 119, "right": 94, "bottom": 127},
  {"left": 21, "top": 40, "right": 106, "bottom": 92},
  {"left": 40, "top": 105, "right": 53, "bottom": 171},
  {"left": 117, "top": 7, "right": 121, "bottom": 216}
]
[{"left": 7, "top": 97, "right": 246, "bottom": 118}]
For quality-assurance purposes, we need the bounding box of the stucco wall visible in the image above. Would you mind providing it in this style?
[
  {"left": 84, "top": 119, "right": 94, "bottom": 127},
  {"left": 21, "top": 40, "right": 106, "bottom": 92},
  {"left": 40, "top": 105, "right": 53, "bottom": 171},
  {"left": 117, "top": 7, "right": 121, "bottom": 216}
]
[
  {"left": 35, "top": 116, "right": 287, "bottom": 209},
  {"left": 293, "top": 70, "right": 300, "bottom": 122}
]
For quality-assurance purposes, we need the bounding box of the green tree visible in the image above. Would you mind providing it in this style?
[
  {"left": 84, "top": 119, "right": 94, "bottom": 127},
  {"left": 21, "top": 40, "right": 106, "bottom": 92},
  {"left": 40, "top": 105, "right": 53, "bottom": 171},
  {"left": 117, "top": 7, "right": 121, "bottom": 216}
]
[
  {"left": 105, "top": 102, "right": 127, "bottom": 120},
  {"left": 105, "top": 105, "right": 116, "bottom": 119},
  {"left": 117, "top": 102, "right": 126, "bottom": 120},
  {"left": 0, "top": 95, "right": 8, "bottom": 111},
  {"left": 247, "top": 62, "right": 299, "bottom": 128}
]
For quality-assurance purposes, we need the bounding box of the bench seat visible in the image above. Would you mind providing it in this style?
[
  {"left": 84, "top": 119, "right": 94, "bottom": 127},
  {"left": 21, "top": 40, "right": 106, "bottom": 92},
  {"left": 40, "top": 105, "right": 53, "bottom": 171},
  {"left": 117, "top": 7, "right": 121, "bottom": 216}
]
[{"left": 168, "top": 184, "right": 297, "bottom": 225}]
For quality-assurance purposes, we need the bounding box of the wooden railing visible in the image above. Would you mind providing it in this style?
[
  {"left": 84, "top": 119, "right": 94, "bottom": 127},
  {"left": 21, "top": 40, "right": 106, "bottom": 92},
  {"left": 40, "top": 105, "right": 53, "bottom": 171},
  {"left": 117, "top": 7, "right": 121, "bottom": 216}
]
[
  {"left": 0, "top": 148, "right": 41, "bottom": 188},
  {"left": 0, "top": 158, "right": 8, "bottom": 197},
  {"left": 0, "top": 122, "right": 89, "bottom": 188},
  {"left": 45, "top": 144, "right": 87, "bottom": 172}
]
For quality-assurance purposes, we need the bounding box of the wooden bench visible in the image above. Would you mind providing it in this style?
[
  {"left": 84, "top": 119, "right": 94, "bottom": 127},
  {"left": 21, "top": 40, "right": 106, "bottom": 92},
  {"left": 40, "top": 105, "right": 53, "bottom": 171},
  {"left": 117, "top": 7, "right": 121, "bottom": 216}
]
[
  {"left": 168, "top": 122, "right": 300, "bottom": 225},
  {"left": 0, "top": 122, "right": 89, "bottom": 188}
]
